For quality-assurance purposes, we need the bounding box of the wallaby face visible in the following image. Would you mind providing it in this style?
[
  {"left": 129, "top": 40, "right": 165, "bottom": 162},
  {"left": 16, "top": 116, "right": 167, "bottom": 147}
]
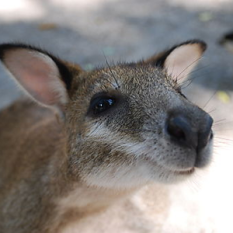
[
  {"left": 0, "top": 40, "right": 213, "bottom": 232},
  {"left": 66, "top": 64, "right": 212, "bottom": 189}
]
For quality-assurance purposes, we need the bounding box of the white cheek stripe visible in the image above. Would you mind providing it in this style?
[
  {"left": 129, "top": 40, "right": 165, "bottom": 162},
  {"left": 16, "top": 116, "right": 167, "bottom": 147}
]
[{"left": 86, "top": 124, "right": 154, "bottom": 158}]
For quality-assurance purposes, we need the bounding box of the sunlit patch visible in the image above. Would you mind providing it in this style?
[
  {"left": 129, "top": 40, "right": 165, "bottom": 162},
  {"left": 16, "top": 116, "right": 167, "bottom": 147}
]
[{"left": 0, "top": 0, "right": 44, "bottom": 21}]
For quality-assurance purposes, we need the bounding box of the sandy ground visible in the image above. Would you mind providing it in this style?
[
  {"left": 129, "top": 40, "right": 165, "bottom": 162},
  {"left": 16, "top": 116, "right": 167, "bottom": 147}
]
[{"left": 0, "top": 0, "right": 233, "bottom": 232}]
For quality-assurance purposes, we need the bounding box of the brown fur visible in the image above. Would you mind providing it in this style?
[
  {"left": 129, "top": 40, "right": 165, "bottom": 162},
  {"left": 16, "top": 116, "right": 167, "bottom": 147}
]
[{"left": 0, "top": 40, "right": 213, "bottom": 232}]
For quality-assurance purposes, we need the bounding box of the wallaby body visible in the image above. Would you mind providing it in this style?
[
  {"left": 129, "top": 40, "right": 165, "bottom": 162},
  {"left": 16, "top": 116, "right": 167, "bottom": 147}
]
[{"left": 0, "top": 41, "right": 213, "bottom": 233}]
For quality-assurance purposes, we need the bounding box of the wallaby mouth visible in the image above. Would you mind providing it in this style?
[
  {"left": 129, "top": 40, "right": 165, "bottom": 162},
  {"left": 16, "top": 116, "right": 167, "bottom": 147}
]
[{"left": 173, "top": 167, "right": 195, "bottom": 175}]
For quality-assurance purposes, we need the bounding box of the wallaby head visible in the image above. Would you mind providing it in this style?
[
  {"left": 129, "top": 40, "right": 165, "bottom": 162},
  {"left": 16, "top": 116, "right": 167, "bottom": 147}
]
[
  {"left": 0, "top": 40, "right": 213, "bottom": 192},
  {"left": 0, "top": 40, "right": 214, "bottom": 232}
]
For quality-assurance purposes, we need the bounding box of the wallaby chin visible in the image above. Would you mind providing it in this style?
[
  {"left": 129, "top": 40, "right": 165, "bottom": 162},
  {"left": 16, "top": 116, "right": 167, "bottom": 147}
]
[{"left": 0, "top": 40, "right": 213, "bottom": 233}]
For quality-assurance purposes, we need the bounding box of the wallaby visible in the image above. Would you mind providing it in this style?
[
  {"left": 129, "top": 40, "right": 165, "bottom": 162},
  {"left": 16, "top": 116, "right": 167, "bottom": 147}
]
[{"left": 0, "top": 40, "right": 213, "bottom": 233}]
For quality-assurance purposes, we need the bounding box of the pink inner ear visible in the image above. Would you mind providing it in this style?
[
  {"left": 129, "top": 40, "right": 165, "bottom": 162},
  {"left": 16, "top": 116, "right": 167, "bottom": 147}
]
[
  {"left": 164, "top": 44, "right": 203, "bottom": 82},
  {"left": 4, "top": 49, "right": 68, "bottom": 106}
]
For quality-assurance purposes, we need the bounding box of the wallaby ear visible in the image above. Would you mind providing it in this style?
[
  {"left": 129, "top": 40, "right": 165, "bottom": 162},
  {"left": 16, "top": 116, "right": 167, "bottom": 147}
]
[
  {"left": 145, "top": 40, "right": 207, "bottom": 82},
  {"left": 0, "top": 44, "right": 76, "bottom": 111}
]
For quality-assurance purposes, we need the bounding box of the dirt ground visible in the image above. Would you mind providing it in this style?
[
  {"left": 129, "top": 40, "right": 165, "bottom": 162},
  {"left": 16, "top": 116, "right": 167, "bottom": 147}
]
[{"left": 0, "top": 0, "right": 233, "bottom": 232}]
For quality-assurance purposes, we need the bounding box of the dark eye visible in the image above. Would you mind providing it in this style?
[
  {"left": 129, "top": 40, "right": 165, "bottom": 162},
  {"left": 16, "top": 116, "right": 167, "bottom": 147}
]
[{"left": 91, "top": 97, "right": 116, "bottom": 115}]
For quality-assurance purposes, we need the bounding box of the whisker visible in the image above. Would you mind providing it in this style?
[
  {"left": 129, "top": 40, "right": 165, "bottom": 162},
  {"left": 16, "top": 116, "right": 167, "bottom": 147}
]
[
  {"left": 180, "top": 73, "right": 209, "bottom": 90},
  {"left": 179, "top": 64, "right": 211, "bottom": 92},
  {"left": 180, "top": 78, "right": 193, "bottom": 89},
  {"left": 213, "top": 128, "right": 233, "bottom": 132},
  {"left": 178, "top": 66, "right": 210, "bottom": 90},
  {"left": 213, "top": 120, "right": 233, "bottom": 127},
  {"left": 186, "top": 64, "right": 211, "bottom": 78},
  {"left": 176, "top": 57, "right": 202, "bottom": 82},
  {"left": 213, "top": 118, "right": 227, "bottom": 125},
  {"left": 214, "top": 137, "right": 233, "bottom": 142},
  {"left": 202, "top": 90, "right": 218, "bottom": 109},
  {"left": 214, "top": 141, "right": 232, "bottom": 146},
  {"left": 207, "top": 108, "right": 217, "bottom": 114},
  {"left": 103, "top": 52, "right": 121, "bottom": 89}
]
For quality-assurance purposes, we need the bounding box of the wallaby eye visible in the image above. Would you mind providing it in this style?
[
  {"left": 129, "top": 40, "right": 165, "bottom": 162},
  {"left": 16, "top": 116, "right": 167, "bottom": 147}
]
[{"left": 90, "top": 97, "right": 116, "bottom": 115}]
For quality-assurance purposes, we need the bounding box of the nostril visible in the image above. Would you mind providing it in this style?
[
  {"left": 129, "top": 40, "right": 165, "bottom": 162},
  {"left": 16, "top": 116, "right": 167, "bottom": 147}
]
[
  {"left": 210, "top": 131, "right": 214, "bottom": 140},
  {"left": 208, "top": 130, "right": 213, "bottom": 142},
  {"left": 167, "top": 118, "right": 186, "bottom": 141},
  {"left": 166, "top": 115, "right": 194, "bottom": 147}
]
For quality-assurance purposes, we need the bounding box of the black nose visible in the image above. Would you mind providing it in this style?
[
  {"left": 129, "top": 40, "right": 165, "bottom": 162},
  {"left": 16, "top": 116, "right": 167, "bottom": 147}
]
[{"left": 166, "top": 114, "right": 213, "bottom": 152}]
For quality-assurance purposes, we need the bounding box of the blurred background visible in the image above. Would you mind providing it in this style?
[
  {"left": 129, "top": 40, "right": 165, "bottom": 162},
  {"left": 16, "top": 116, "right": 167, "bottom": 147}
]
[
  {"left": 0, "top": 0, "right": 233, "bottom": 109},
  {"left": 0, "top": 0, "right": 233, "bottom": 232}
]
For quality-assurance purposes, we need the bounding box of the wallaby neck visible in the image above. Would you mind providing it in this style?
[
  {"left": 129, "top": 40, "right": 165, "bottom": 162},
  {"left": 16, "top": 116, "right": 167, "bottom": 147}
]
[{"left": 51, "top": 175, "right": 138, "bottom": 232}]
